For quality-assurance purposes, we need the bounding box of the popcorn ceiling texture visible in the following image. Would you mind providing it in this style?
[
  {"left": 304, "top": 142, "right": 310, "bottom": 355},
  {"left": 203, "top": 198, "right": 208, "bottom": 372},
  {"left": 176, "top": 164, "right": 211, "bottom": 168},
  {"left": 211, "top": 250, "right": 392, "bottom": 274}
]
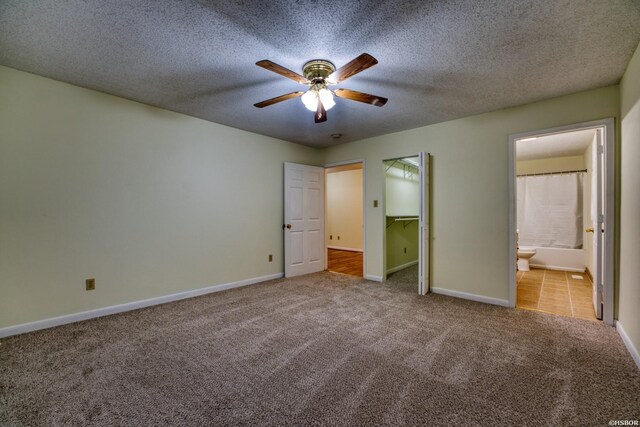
[{"left": 0, "top": 0, "right": 639, "bottom": 147}]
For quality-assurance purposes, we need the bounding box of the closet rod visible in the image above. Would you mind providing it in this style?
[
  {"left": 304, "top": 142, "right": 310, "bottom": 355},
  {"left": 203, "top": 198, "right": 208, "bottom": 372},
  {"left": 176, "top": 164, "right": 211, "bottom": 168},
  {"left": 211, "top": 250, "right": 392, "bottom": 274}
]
[{"left": 517, "top": 169, "right": 587, "bottom": 177}]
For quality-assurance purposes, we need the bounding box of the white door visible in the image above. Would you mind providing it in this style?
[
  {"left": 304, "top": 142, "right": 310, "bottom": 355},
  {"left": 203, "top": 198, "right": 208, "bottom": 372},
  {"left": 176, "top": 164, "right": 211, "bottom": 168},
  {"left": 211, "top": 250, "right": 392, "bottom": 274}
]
[
  {"left": 592, "top": 130, "right": 604, "bottom": 319},
  {"left": 418, "top": 152, "right": 431, "bottom": 295},
  {"left": 284, "top": 162, "right": 325, "bottom": 277}
]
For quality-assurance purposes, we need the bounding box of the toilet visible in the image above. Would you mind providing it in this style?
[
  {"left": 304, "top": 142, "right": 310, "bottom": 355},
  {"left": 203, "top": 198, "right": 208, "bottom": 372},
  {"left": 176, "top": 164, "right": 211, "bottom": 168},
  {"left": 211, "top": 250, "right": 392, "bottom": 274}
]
[{"left": 517, "top": 246, "right": 537, "bottom": 271}]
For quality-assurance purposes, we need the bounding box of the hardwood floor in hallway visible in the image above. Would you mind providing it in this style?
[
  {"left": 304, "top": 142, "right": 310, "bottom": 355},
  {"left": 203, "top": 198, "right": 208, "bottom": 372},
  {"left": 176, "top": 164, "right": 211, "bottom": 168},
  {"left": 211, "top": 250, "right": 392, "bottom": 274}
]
[{"left": 327, "top": 249, "right": 363, "bottom": 277}]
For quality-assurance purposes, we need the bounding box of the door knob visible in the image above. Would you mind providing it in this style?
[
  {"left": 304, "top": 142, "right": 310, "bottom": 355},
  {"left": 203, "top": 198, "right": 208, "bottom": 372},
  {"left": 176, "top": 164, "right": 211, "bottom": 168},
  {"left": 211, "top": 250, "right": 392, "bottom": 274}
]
[{"left": 585, "top": 228, "right": 594, "bottom": 233}]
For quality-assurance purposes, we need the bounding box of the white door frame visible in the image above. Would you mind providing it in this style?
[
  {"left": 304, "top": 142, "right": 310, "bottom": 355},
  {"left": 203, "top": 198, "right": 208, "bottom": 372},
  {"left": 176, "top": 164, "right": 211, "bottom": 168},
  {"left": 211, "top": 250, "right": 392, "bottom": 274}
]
[
  {"left": 324, "top": 159, "right": 366, "bottom": 275},
  {"left": 508, "top": 118, "right": 615, "bottom": 325},
  {"left": 382, "top": 153, "right": 430, "bottom": 295},
  {"left": 418, "top": 152, "right": 430, "bottom": 295}
]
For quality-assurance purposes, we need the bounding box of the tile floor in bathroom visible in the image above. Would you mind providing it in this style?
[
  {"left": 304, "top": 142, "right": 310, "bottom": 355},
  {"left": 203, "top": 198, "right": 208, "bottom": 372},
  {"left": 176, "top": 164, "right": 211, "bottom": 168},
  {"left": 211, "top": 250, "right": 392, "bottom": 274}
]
[{"left": 516, "top": 268, "right": 597, "bottom": 321}]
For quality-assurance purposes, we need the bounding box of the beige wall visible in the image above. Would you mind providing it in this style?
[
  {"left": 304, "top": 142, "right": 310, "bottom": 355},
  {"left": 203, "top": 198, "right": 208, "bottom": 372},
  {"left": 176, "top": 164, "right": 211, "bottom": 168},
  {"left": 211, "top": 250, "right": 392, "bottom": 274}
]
[
  {"left": 0, "top": 61, "right": 631, "bottom": 343},
  {"left": 516, "top": 155, "right": 585, "bottom": 175},
  {"left": 386, "top": 220, "right": 419, "bottom": 273},
  {"left": 618, "top": 42, "right": 640, "bottom": 362},
  {"left": 325, "top": 166, "right": 363, "bottom": 250},
  {"left": 385, "top": 163, "right": 420, "bottom": 216},
  {"left": 0, "top": 66, "right": 320, "bottom": 328},
  {"left": 322, "top": 85, "right": 620, "bottom": 301}
]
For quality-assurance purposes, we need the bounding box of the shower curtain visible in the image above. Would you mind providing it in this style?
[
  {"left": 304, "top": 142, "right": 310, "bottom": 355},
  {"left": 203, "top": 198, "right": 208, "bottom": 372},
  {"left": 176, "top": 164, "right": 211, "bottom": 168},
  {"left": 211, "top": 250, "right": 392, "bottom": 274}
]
[{"left": 517, "top": 173, "right": 583, "bottom": 249}]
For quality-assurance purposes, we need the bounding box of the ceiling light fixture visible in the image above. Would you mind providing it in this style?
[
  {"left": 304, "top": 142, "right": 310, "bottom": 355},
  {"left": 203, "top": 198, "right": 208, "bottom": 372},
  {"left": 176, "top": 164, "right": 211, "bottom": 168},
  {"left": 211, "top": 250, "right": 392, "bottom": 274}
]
[
  {"left": 254, "top": 54, "right": 387, "bottom": 124},
  {"left": 301, "top": 85, "right": 335, "bottom": 112}
]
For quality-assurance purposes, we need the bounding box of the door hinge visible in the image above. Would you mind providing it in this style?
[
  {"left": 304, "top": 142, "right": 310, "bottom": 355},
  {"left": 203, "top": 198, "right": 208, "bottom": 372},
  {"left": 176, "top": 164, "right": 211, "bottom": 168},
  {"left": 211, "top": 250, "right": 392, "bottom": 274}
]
[
  {"left": 597, "top": 144, "right": 604, "bottom": 154},
  {"left": 597, "top": 283, "right": 603, "bottom": 293},
  {"left": 598, "top": 214, "right": 604, "bottom": 224}
]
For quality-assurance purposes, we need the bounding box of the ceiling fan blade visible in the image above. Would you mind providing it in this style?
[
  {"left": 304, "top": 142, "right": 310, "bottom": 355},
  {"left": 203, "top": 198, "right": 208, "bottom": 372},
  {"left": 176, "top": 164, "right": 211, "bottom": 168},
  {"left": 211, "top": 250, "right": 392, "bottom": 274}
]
[
  {"left": 254, "top": 91, "right": 305, "bottom": 108},
  {"left": 315, "top": 101, "right": 327, "bottom": 123},
  {"left": 328, "top": 53, "right": 378, "bottom": 83},
  {"left": 256, "top": 60, "right": 309, "bottom": 84},
  {"left": 334, "top": 89, "right": 387, "bottom": 107}
]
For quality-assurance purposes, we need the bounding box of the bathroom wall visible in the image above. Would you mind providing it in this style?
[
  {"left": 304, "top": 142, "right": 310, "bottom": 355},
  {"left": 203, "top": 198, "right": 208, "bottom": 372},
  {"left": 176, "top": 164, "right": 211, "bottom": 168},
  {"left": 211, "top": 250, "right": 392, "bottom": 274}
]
[
  {"left": 516, "top": 153, "right": 589, "bottom": 270},
  {"left": 516, "top": 155, "right": 585, "bottom": 175},
  {"left": 325, "top": 164, "right": 363, "bottom": 251}
]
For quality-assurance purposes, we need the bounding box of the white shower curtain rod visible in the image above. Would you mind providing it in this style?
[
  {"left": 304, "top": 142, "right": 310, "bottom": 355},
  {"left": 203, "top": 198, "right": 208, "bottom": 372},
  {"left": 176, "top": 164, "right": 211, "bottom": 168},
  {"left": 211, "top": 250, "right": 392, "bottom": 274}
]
[{"left": 516, "top": 169, "right": 587, "bottom": 177}]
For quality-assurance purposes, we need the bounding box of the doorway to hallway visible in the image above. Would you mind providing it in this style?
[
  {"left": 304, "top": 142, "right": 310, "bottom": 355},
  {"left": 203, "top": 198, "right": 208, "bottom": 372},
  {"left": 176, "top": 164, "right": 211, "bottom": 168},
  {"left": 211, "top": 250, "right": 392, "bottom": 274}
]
[{"left": 325, "top": 162, "right": 364, "bottom": 277}]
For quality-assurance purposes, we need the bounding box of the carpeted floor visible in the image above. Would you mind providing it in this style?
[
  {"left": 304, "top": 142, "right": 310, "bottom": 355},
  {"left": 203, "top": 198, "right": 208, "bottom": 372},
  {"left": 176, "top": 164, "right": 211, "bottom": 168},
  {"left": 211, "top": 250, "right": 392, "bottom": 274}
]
[
  {"left": 1, "top": 272, "right": 639, "bottom": 426},
  {"left": 386, "top": 264, "right": 419, "bottom": 293}
]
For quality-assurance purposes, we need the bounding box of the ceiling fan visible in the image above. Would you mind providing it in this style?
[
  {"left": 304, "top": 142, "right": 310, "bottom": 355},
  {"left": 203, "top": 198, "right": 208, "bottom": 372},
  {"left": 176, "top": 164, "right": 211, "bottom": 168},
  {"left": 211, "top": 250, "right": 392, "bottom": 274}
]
[{"left": 253, "top": 53, "right": 388, "bottom": 123}]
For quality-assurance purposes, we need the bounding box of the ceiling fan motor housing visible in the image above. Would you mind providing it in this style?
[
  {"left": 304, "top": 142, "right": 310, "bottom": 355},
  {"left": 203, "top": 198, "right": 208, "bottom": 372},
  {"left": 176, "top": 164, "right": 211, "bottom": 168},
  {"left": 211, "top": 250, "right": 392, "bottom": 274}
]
[{"left": 302, "top": 60, "right": 335, "bottom": 82}]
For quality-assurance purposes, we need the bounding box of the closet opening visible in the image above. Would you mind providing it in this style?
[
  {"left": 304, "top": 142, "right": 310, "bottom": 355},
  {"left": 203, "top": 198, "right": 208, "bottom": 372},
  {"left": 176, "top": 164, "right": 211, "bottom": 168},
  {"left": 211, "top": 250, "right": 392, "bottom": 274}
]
[{"left": 383, "top": 154, "right": 430, "bottom": 294}]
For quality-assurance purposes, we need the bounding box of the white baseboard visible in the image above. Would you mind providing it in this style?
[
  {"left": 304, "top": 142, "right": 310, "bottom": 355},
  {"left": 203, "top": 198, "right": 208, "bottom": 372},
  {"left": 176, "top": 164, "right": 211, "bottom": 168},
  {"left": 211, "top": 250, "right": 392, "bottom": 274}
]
[
  {"left": 0, "top": 272, "right": 284, "bottom": 339},
  {"left": 386, "top": 260, "right": 418, "bottom": 275},
  {"left": 364, "top": 274, "right": 383, "bottom": 282},
  {"left": 327, "top": 246, "right": 363, "bottom": 252},
  {"left": 616, "top": 321, "right": 640, "bottom": 370},
  {"left": 431, "top": 287, "right": 510, "bottom": 307},
  {"left": 529, "top": 263, "right": 585, "bottom": 273}
]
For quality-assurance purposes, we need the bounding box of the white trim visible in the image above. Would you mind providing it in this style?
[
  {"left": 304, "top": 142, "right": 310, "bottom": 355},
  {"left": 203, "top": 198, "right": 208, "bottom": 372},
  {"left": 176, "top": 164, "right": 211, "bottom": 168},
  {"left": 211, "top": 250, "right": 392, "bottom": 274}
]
[
  {"left": 327, "top": 246, "right": 363, "bottom": 252},
  {"left": 529, "top": 264, "right": 585, "bottom": 273},
  {"left": 431, "top": 287, "right": 511, "bottom": 307},
  {"left": 386, "top": 260, "right": 418, "bottom": 274},
  {"left": 0, "top": 273, "right": 283, "bottom": 339},
  {"left": 508, "top": 118, "right": 615, "bottom": 323},
  {"left": 508, "top": 131, "right": 517, "bottom": 308},
  {"left": 324, "top": 158, "right": 365, "bottom": 168},
  {"left": 364, "top": 274, "right": 383, "bottom": 282},
  {"left": 603, "top": 120, "right": 615, "bottom": 326},
  {"left": 616, "top": 321, "right": 640, "bottom": 370}
]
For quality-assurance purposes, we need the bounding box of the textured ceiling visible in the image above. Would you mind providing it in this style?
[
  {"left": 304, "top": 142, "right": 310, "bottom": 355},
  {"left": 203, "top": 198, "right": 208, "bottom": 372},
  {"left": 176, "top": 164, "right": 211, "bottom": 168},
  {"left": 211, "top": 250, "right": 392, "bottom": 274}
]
[
  {"left": 1, "top": 1, "right": 639, "bottom": 147},
  {"left": 516, "top": 129, "right": 596, "bottom": 160}
]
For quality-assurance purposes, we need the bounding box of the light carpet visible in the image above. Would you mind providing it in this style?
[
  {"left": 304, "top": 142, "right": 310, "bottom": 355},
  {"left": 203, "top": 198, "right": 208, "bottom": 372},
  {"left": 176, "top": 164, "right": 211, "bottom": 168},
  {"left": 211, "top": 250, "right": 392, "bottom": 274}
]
[{"left": 1, "top": 272, "right": 639, "bottom": 426}]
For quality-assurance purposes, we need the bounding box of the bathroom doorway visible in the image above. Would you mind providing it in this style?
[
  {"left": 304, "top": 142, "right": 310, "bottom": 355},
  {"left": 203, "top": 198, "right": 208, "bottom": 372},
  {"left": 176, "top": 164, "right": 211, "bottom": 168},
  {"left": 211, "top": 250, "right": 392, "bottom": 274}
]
[
  {"left": 383, "top": 153, "right": 430, "bottom": 295},
  {"left": 508, "top": 119, "right": 614, "bottom": 324},
  {"left": 325, "top": 161, "right": 364, "bottom": 277}
]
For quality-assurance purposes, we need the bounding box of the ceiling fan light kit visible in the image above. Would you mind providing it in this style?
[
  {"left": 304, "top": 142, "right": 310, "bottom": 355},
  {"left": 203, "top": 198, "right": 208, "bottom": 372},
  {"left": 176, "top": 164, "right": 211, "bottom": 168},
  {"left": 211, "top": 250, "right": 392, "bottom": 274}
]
[{"left": 254, "top": 53, "right": 388, "bottom": 124}]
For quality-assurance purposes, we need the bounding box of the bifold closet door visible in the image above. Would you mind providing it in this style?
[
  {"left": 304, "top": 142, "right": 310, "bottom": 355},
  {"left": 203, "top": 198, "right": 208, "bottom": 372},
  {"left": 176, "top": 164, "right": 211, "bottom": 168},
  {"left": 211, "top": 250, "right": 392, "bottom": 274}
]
[{"left": 419, "top": 152, "right": 430, "bottom": 295}]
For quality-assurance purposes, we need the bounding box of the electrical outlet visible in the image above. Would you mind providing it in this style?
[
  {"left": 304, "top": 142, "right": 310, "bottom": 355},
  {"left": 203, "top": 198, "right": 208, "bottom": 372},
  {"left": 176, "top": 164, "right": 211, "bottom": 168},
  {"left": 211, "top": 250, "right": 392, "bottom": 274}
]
[
  {"left": 86, "top": 278, "right": 95, "bottom": 291},
  {"left": 337, "top": 236, "right": 340, "bottom": 240},
  {"left": 373, "top": 200, "right": 378, "bottom": 208},
  {"left": 268, "top": 254, "right": 273, "bottom": 262},
  {"left": 330, "top": 235, "right": 332, "bottom": 240}
]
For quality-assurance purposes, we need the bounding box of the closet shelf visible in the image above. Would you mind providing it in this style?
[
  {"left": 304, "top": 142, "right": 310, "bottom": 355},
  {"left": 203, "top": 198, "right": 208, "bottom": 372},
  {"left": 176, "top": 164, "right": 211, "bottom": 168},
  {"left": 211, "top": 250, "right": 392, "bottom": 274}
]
[{"left": 386, "top": 216, "right": 419, "bottom": 228}]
